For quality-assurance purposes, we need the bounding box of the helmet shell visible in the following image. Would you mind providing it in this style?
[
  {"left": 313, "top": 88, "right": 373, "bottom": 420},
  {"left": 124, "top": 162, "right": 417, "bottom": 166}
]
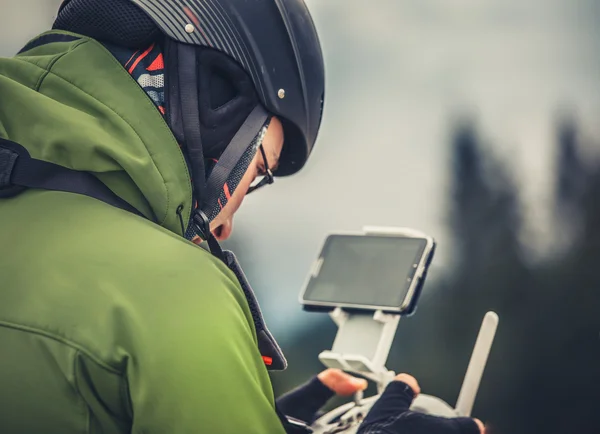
[{"left": 129, "top": 0, "right": 326, "bottom": 176}]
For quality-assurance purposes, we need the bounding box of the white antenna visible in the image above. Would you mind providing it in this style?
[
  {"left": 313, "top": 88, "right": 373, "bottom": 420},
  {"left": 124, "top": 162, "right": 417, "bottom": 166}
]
[{"left": 454, "top": 311, "right": 499, "bottom": 417}]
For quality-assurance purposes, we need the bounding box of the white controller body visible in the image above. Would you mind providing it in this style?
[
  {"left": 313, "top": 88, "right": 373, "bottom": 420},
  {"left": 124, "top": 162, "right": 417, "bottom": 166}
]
[{"left": 310, "top": 311, "right": 499, "bottom": 434}]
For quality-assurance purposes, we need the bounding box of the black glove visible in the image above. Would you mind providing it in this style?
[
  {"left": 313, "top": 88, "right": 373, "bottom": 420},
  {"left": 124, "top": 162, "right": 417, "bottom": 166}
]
[
  {"left": 357, "top": 381, "right": 481, "bottom": 434},
  {"left": 276, "top": 376, "right": 335, "bottom": 424}
]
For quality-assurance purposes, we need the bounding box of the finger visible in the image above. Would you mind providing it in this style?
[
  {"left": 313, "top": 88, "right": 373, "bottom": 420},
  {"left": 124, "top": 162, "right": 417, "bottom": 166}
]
[
  {"left": 317, "top": 369, "right": 368, "bottom": 396},
  {"left": 473, "top": 418, "right": 486, "bottom": 434},
  {"left": 326, "top": 369, "right": 368, "bottom": 395},
  {"left": 393, "top": 373, "right": 421, "bottom": 396}
]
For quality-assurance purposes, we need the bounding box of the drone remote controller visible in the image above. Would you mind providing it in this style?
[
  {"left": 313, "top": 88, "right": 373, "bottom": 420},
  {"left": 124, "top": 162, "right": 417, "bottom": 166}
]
[
  {"left": 310, "top": 310, "right": 499, "bottom": 434},
  {"left": 298, "top": 227, "right": 499, "bottom": 434}
]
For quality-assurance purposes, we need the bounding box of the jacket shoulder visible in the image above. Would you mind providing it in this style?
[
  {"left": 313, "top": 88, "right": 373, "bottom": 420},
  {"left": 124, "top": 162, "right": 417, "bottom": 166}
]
[
  {"left": 0, "top": 31, "right": 86, "bottom": 85},
  {"left": 16, "top": 31, "right": 87, "bottom": 67},
  {"left": 0, "top": 190, "right": 256, "bottom": 369}
]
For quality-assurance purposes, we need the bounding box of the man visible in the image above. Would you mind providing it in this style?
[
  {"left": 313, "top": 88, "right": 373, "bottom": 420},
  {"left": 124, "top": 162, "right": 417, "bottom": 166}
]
[{"left": 0, "top": 0, "right": 484, "bottom": 432}]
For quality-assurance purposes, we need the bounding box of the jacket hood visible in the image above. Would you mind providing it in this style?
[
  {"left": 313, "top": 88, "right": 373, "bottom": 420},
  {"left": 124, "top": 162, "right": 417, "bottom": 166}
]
[{"left": 0, "top": 31, "right": 192, "bottom": 235}]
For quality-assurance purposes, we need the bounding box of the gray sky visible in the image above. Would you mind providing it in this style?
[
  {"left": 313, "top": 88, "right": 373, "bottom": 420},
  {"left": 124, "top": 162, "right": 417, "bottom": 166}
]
[
  {"left": 1, "top": 0, "right": 599, "bottom": 340},
  {"left": 0, "top": 0, "right": 62, "bottom": 54},
  {"left": 228, "top": 0, "right": 600, "bottom": 339}
]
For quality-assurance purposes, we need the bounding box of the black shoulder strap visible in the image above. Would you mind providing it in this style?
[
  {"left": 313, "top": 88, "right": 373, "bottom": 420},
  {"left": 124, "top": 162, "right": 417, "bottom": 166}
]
[{"left": 0, "top": 138, "right": 145, "bottom": 218}]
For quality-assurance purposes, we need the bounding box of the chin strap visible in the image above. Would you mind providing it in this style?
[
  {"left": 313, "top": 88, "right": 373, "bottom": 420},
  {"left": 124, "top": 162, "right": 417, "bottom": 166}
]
[
  {"left": 166, "top": 40, "right": 269, "bottom": 259},
  {"left": 200, "top": 105, "right": 269, "bottom": 220},
  {"left": 188, "top": 105, "right": 268, "bottom": 243}
]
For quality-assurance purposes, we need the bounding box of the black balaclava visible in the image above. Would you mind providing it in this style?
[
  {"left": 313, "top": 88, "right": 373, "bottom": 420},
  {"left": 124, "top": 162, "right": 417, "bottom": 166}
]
[{"left": 104, "top": 41, "right": 270, "bottom": 240}]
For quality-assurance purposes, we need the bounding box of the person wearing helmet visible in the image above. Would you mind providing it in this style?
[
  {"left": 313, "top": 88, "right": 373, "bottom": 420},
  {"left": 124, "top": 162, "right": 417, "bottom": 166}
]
[{"left": 0, "top": 0, "right": 485, "bottom": 433}]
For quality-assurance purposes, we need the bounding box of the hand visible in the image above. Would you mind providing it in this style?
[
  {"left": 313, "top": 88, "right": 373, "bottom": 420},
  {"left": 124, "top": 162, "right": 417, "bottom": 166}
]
[
  {"left": 276, "top": 370, "right": 369, "bottom": 424},
  {"left": 363, "top": 372, "right": 486, "bottom": 434},
  {"left": 317, "top": 368, "right": 368, "bottom": 396}
]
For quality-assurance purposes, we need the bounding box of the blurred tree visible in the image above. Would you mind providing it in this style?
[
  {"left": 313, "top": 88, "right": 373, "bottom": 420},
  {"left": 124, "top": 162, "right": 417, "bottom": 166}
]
[
  {"left": 525, "top": 134, "right": 600, "bottom": 433},
  {"left": 268, "top": 116, "right": 600, "bottom": 434},
  {"left": 553, "top": 114, "right": 588, "bottom": 248},
  {"left": 555, "top": 116, "right": 586, "bottom": 208},
  {"left": 425, "top": 121, "right": 533, "bottom": 434}
]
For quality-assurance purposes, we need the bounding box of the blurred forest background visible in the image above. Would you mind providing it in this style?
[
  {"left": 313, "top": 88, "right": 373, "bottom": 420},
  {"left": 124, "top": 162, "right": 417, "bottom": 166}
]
[
  {"left": 2, "top": 1, "right": 600, "bottom": 434},
  {"left": 270, "top": 117, "right": 600, "bottom": 434}
]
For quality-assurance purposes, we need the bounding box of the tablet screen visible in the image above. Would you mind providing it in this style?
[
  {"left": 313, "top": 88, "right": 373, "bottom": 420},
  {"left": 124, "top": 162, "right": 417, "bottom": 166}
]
[{"left": 302, "top": 235, "right": 428, "bottom": 309}]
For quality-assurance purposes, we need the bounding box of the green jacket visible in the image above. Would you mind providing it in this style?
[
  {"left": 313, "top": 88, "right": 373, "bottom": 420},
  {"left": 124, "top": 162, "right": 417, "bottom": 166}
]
[{"left": 0, "top": 31, "right": 286, "bottom": 434}]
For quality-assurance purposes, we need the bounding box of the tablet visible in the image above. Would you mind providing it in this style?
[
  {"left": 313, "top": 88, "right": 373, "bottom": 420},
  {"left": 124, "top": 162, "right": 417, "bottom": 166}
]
[{"left": 300, "top": 232, "right": 435, "bottom": 313}]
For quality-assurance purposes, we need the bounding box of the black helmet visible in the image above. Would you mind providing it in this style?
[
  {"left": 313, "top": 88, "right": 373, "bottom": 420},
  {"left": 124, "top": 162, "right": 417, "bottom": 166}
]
[
  {"left": 55, "top": 0, "right": 324, "bottom": 177},
  {"left": 54, "top": 0, "right": 325, "bottom": 239}
]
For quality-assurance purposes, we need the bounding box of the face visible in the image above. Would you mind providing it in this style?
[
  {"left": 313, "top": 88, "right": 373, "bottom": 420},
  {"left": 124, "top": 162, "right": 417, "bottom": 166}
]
[{"left": 209, "top": 116, "right": 284, "bottom": 241}]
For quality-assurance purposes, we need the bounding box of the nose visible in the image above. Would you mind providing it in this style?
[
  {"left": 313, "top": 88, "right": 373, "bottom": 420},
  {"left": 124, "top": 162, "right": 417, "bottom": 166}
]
[{"left": 213, "top": 217, "right": 233, "bottom": 241}]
